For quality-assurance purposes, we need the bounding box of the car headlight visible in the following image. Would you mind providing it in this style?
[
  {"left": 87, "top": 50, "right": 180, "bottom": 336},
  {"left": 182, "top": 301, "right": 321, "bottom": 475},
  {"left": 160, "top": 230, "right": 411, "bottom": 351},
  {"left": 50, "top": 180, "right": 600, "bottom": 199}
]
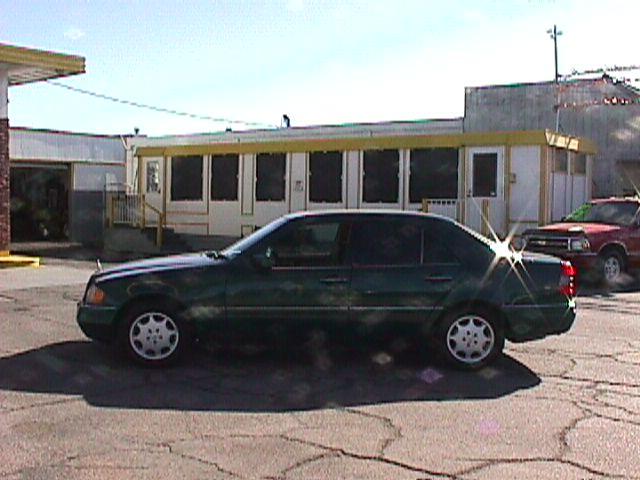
[
  {"left": 511, "top": 236, "right": 527, "bottom": 250},
  {"left": 85, "top": 284, "right": 107, "bottom": 305},
  {"left": 569, "top": 238, "right": 590, "bottom": 252}
]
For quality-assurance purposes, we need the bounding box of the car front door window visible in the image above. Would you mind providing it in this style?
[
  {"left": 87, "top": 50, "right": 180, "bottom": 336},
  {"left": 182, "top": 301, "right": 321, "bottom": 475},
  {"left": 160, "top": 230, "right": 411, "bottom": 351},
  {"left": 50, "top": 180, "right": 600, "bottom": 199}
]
[{"left": 270, "top": 222, "right": 343, "bottom": 268}]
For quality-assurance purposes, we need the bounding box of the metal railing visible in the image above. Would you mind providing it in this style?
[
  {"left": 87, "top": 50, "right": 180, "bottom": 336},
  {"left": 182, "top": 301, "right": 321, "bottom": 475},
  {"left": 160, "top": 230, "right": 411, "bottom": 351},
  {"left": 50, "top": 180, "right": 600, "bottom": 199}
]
[
  {"left": 421, "top": 198, "right": 492, "bottom": 237},
  {"left": 108, "top": 193, "right": 164, "bottom": 247}
]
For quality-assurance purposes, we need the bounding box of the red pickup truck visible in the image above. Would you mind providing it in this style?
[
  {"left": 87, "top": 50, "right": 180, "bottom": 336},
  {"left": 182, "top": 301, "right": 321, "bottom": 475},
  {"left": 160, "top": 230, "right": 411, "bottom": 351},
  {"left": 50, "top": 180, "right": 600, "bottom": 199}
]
[{"left": 517, "top": 198, "right": 640, "bottom": 285}]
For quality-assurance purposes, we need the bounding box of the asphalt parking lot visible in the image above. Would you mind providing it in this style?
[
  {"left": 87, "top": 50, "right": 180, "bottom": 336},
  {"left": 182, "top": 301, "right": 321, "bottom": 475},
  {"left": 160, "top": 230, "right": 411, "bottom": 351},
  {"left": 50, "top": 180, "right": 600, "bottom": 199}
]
[{"left": 1, "top": 260, "right": 640, "bottom": 479}]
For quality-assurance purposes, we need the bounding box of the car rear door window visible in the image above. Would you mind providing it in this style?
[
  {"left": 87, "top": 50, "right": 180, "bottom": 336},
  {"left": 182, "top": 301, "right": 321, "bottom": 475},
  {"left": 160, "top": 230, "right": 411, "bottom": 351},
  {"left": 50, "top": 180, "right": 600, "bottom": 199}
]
[
  {"left": 351, "top": 220, "right": 421, "bottom": 266},
  {"left": 422, "top": 229, "right": 459, "bottom": 264}
]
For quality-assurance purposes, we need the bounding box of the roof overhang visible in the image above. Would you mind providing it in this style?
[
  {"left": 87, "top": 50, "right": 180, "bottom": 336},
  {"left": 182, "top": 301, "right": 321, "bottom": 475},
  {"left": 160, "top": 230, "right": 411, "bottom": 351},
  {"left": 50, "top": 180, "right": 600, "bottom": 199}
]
[
  {"left": 134, "top": 129, "right": 598, "bottom": 157},
  {"left": 0, "top": 43, "right": 85, "bottom": 86}
]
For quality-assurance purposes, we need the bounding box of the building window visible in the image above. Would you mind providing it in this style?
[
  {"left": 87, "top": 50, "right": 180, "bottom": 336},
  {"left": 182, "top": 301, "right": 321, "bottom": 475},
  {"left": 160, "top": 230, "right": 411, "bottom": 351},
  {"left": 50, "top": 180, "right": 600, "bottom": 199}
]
[
  {"left": 554, "top": 149, "right": 568, "bottom": 173},
  {"left": 211, "top": 154, "right": 239, "bottom": 201},
  {"left": 472, "top": 152, "right": 498, "bottom": 197},
  {"left": 146, "top": 161, "right": 160, "bottom": 193},
  {"left": 363, "top": 149, "right": 399, "bottom": 203},
  {"left": 309, "top": 151, "right": 342, "bottom": 203},
  {"left": 573, "top": 154, "right": 587, "bottom": 174},
  {"left": 409, "top": 148, "right": 458, "bottom": 202},
  {"left": 256, "top": 153, "right": 286, "bottom": 201},
  {"left": 171, "top": 155, "right": 203, "bottom": 201}
]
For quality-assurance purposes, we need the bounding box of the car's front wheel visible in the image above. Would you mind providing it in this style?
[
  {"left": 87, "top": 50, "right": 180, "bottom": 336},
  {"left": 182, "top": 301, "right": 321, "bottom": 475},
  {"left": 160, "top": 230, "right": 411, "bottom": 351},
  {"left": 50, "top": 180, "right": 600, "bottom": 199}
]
[
  {"left": 118, "top": 301, "right": 190, "bottom": 366},
  {"left": 435, "top": 308, "right": 504, "bottom": 370},
  {"left": 599, "top": 250, "right": 625, "bottom": 286}
]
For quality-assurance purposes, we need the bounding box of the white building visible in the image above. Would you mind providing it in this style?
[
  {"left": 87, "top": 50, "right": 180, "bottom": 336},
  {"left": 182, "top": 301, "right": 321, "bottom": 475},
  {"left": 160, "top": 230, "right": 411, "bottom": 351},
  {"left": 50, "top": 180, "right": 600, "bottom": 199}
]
[{"left": 121, "top": 120, "right": 596, "bottom": 242}]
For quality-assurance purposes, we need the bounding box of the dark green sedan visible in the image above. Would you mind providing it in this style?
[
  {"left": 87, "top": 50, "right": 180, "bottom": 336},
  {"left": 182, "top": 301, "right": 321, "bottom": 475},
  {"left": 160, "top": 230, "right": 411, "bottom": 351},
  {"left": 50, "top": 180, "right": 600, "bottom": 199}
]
[{"left": 77, "top": 211, "right": 577, "bottom": 369}]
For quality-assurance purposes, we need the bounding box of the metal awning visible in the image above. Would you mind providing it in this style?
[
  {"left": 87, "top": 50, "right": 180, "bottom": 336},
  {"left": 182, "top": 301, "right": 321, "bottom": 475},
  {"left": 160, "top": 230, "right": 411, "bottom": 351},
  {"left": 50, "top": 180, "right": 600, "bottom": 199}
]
[{"left": 0, "top": 43, "right": 85, "bottom": 86}]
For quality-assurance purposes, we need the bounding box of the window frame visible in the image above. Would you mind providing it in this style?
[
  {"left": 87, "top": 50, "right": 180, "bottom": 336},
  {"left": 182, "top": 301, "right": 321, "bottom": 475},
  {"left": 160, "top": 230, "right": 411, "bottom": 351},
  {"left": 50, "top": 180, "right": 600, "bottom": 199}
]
[
  {"left": 210, "top": 153, "right": 239, "bottom": 201},
  {"left": 170, "top": 155, "right": 204, "bottom": 202},
  {"left": 145, "top": 160, "right": 160, "bottom": 194},
  {"left": 362, "top": 149, "right": 400, "bottom": 204},
  {"left": 554, "top": 148, "right": 569, "bottom": 173},
  {"left": 409, "top": 148, "right": 459, "bottom": 202},
  {"left": 255, "top": 152, "right": 287, "bottom": 202},
  {"left": 572, "top": 154, "right": 587, "bottom": 175},
  {"left": 308, "top": 150, "right": 344, "bottom": 204},
  {"left": 471, "top": 152, "right": 498, "bottom": 198}
]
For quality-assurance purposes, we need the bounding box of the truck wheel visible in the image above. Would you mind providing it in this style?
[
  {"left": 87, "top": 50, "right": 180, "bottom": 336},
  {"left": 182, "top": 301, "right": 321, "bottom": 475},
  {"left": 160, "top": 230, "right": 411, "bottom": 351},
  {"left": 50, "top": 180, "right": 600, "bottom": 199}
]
[{"left": 599, "top": 250, "right": 625, "bottom": 285}]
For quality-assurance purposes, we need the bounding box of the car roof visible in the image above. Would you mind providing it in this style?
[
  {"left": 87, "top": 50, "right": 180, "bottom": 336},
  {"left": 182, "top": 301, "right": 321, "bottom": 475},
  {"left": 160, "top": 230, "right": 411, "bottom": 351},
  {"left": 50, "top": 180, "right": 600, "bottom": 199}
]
[{"left": 283, "top": 209, "right": 455, "bottom": 223}]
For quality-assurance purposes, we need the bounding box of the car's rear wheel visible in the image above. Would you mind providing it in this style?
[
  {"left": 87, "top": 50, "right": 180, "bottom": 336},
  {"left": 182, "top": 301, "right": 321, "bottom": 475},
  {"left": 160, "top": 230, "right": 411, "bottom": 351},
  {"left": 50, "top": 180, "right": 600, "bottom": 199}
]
[
  {"left": 435, "top": 308, "right": 504, "bottom": 370},
  {"left": 118, "top": 301, "right": 190, "bottom": 367}
]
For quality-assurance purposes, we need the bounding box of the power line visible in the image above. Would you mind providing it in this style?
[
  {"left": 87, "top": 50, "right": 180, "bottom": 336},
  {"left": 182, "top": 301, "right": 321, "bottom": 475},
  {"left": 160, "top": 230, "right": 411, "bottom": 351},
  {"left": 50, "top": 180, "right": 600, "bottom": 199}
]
[
  {"left": 563, "top": 64, "right": 640, "bottom": 80},
  {"left": 45, "top": 80, "right": 278, "bottom": 129}
]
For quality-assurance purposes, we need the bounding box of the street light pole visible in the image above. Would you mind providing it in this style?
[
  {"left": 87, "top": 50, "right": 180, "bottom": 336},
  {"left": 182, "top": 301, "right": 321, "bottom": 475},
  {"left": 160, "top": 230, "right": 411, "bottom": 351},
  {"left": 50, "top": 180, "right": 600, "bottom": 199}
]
[{"left": 547, "top": 24, "right": 562, "bottom": 83}]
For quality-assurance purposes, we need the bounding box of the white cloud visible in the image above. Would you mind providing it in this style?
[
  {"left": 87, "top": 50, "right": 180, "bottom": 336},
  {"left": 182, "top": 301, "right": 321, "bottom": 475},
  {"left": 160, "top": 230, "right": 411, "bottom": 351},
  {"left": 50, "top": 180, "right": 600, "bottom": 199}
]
[{"left": 64, "top": 27, "right": 85, "bottom": 41}]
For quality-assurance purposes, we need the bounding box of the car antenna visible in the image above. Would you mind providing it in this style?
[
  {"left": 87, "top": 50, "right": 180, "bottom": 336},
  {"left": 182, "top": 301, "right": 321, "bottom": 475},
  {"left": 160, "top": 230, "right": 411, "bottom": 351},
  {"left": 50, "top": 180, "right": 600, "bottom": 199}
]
[{"left": 96, "top": 259, "right": 103, "bottom": 272}]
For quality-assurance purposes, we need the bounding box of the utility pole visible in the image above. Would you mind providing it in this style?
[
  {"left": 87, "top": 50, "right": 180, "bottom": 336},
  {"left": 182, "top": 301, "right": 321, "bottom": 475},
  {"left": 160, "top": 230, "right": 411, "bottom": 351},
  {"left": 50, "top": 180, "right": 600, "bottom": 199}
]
[{"left": 547, "top": 25, "right": 562, "bottom": 82}]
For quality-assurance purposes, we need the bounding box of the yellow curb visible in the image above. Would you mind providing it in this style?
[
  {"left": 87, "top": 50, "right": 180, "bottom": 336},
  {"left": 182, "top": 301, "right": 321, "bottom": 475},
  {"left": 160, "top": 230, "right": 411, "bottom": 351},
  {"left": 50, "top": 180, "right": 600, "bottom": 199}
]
[{"left": 0, "top": 254, "right": 40, "bottom": 268}]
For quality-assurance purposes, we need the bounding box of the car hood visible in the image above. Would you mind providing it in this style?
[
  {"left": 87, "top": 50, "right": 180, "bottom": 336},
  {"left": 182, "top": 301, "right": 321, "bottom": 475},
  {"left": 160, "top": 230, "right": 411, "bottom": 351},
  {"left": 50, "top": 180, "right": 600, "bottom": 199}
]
[
  {"left": 94, "top": 252, "right": 220, "bottom": 282},
  {"left": 533, "top": 222, "right": 621, "bottom": 236}
]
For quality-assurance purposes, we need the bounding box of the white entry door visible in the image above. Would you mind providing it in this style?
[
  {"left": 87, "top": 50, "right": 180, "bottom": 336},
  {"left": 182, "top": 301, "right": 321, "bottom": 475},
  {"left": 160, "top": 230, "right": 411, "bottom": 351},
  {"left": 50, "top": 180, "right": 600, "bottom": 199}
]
[{"left": 465, "top": 147, "right": 505, "bottom": 239}]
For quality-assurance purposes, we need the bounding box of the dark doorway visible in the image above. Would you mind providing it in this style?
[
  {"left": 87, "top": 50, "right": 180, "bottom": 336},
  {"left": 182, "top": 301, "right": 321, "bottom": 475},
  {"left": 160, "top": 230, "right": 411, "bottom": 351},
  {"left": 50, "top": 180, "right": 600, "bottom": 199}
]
[{"left": 10, "top": 165, "right": 70, "bottom": 241}]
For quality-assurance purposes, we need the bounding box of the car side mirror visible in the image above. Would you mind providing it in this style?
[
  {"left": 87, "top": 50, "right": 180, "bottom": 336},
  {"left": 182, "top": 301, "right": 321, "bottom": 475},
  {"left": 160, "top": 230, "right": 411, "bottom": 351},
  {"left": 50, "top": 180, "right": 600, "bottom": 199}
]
[{"left": 251, "top": 251, "right": 275, "bottom": 271}]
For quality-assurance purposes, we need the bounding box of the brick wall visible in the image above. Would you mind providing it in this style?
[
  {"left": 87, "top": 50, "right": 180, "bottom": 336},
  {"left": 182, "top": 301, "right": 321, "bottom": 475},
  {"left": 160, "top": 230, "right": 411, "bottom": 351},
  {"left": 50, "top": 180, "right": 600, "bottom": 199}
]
[{"left": 0, "top": 118, "right": 9, "bottom": 252}]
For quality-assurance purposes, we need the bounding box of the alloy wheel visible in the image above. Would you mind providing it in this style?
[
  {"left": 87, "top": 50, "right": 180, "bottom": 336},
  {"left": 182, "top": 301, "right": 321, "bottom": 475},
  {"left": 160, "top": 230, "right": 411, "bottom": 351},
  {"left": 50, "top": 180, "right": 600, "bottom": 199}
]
[
  {"left": 129, "top": 312, "right": 180, "bottom": 361},
  {"left": 446, "top": 315, "right": 495, "bottom": 365}
]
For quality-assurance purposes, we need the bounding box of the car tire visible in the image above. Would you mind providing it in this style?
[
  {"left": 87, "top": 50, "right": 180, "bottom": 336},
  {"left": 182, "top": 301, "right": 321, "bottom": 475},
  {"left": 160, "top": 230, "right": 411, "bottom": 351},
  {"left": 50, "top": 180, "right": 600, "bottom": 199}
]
[
  {"left": 599, "top": 250, "right": 625, "bottom": 286},
  {"left": 118, "top": 300, "right": 190, "bottom": 367},
  {"left": 434, "top": 307, "right": 504, "bottom": 370}
]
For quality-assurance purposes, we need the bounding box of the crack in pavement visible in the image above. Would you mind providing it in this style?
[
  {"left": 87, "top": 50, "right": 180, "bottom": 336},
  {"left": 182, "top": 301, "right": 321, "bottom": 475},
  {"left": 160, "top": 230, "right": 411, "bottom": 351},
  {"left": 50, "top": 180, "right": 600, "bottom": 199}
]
[
  {"left": 274, "top": 451, "right": 338, "bottom": 479},
  {"left": 455, "top": 456, "right": 629, "bottom": 479},
  {"left": 279, "top": 434, "right": 456, "bottom": 479},
  {"left": 342, "top": 406, "right": 403, "bottom": 456},
  {"left": 123, "top": 442, "right": 244, "bottom": 479}
]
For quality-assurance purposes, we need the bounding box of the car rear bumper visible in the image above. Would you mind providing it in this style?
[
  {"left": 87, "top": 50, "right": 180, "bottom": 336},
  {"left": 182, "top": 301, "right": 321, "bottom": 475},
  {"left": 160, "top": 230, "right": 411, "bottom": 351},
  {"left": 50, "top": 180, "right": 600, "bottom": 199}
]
[
  {"left": 503, "top": 300, "right": 576, "bottom": 342},
  {"left": 76, "top": 302, "right": 118, "bottom": 342}
]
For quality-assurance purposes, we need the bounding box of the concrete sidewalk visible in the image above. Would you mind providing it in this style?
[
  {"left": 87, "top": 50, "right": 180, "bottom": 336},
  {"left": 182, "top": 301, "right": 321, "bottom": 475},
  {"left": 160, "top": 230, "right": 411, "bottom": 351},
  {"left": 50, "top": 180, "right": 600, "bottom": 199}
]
[{"left": 0, "top": 264, "right": 94, "bottom": 291}]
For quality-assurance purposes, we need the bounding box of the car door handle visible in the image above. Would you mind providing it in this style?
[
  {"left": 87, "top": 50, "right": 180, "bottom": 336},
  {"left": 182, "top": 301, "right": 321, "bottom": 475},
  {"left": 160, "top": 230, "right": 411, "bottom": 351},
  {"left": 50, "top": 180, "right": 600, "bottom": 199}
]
[
  {"left": 320, "top": 277, "right": 349, "bottom": 285},
  {"left": 424, "top": 276, "right": 453, "bottom": 283}
]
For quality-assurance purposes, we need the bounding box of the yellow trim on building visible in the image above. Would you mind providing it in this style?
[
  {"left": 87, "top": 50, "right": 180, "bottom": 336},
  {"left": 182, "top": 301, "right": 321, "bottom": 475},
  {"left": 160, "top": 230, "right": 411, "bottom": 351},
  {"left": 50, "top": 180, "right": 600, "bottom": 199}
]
[
  {"left": 135, "top": 130, "right": 597, "bottom": 158},
  {"left": 0, "top": 43, "right": 85, "bottom": 85}
]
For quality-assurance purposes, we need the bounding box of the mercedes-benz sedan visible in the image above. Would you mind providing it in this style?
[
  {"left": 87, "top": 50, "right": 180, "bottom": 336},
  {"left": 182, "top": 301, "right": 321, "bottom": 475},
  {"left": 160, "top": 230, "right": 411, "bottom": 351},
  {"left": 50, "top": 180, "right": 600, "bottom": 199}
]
[{"left": 77, "top": 211, "right": 576, "bottom": 369}]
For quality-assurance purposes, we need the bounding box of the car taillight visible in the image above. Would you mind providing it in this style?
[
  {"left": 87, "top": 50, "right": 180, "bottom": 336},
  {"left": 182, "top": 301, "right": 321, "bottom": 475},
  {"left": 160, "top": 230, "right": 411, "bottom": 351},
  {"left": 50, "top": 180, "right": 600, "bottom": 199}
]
[{"left": 559, "top": 261, "right": 577, "bottom": 297}]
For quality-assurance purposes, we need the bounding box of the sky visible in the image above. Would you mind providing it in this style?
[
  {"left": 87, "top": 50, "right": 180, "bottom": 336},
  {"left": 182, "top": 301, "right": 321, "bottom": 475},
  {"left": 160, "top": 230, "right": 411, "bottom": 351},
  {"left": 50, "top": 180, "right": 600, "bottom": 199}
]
[{"left": 2, "top": 0, "right": 640, "bottom": 137}]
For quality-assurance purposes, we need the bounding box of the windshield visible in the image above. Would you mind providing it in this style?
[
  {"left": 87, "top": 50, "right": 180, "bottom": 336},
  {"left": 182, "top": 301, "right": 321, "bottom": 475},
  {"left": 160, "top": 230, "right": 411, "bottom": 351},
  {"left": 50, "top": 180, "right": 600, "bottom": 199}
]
[
  {"left": 221, "top": 216, "right": 288, "bottom": 258},
  {"left": 564, "top": 202, "right": 640, "bottom": 226}
]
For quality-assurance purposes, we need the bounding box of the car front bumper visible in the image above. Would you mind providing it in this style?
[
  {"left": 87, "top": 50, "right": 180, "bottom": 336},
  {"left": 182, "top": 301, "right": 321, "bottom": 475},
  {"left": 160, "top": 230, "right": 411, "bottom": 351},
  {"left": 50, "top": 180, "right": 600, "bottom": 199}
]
[
  {"left": 526, "top": 249, "right": 598, "bottom": 273},
  {"left": 77, "top": 302, "right": 119, "bottom": 342},
  {"left": 503, "top": 299, "right": 576, "bottom": 342}
]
